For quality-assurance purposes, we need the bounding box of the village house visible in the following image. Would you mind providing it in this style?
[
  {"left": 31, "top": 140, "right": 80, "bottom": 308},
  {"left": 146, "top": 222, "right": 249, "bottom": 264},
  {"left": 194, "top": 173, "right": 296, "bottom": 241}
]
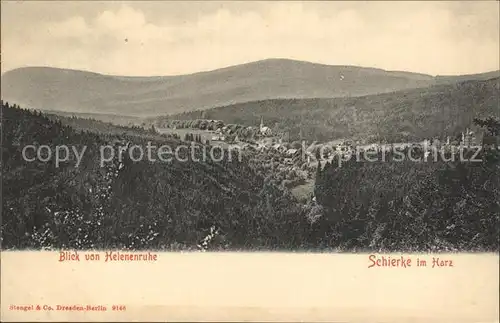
[
  {"left": 271, "top": 142, "right": 287, "bottom": 152},
  {"left": 259, "top": 117, "right": 272, "bottom": 136},
  {"left": 460, "top": 128, "right": 477, "bottom": 147},
  {"left": 286, "top": 148, "right": 299, "bottom": 157},
  {"left": 482, "top": 132, "right": 499, "bottom": 148}
]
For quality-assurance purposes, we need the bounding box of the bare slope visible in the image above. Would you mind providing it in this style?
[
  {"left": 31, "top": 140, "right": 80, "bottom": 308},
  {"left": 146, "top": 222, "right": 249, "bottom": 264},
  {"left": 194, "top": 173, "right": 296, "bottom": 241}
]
[{"left": 0, "top": 58, "right": 461, "bottom": 117}]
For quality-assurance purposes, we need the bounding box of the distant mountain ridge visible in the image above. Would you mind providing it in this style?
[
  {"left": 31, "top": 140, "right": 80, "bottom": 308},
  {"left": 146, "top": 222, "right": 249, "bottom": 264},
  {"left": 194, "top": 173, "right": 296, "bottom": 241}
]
[{"left": 3, "top": 58, "right": 498, "bottom": 117}]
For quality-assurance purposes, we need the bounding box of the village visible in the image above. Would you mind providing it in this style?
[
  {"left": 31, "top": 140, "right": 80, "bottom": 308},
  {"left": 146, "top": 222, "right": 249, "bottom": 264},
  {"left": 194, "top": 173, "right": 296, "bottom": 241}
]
[
  {"left": 189, "top": 117, "right": 486, "bottom": 164},
  {"left": 157, "top": 117, "right": 491, "bottom": 201}
]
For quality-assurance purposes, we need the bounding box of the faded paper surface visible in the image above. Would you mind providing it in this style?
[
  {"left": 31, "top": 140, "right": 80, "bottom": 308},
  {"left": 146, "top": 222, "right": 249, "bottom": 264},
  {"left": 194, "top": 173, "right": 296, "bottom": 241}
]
[{"left": 1, "top": 252, "right": 499, "bottom": 322}]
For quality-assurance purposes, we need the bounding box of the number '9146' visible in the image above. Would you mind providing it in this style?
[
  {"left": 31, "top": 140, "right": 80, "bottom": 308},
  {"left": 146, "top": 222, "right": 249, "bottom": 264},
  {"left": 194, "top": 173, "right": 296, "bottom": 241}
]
[{"left": 112, "top": 305, "right": 126, "bottom": 311}]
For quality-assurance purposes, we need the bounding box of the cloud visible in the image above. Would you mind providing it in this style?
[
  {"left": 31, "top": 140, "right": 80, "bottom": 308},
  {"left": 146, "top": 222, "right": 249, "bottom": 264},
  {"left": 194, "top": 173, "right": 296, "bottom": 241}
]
[
  {"left": 46, "top": 16, "right": 91, "bottom": 39},
  {"left": 2, "top": 2, "right": 499, "bottom": 76}
]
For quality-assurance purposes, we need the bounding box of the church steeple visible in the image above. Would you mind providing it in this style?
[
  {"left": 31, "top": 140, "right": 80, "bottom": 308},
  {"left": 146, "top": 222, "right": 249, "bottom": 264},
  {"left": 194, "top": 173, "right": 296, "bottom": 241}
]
[
  {"left": 299, "top": 114, "right": 304, "bottom": 141},
  {"left": 260, "top": 116, "right": 264, "bottom": 131}
]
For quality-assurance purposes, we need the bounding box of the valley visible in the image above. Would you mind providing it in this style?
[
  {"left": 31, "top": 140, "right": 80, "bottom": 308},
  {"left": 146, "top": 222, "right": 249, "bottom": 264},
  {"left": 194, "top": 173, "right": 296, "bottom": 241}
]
[{"left": 2, "top": 59, "right": 499, "bottom": 252}]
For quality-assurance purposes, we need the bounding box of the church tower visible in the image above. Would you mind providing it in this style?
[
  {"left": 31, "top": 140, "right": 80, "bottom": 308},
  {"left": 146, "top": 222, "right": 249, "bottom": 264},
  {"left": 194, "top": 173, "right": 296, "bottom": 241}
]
[
  {"left": 260, "top": 116, "right": 264, "bottom": 131},
  {"left": 299, "top": 114, "right": 304, "bottom": 141}
]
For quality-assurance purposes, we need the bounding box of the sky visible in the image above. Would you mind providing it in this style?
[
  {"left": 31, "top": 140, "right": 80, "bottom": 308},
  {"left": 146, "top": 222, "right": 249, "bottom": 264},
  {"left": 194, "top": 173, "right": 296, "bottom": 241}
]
[{"left": 1, "top": 1, "right": 499, "bottom": 76}]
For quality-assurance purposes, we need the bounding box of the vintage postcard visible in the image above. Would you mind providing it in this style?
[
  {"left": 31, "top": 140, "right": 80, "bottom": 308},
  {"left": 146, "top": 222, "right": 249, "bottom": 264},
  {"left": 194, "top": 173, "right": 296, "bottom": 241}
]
[{"left": 1, "top": 1, "right": 499, "bottom": 322}]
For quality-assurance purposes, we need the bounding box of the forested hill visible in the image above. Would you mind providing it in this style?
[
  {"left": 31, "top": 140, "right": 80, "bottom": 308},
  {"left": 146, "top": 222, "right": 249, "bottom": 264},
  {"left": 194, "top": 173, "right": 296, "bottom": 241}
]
[
  {"left": 312, "top": 146, "right": 500, "bottom": 252},
  {"left": 2, "top": 102, "right": 499, "bottom": 252},
  {"left": 1, "top": 102, "right": 309, "bottom": 250},
  {"left": 167, "top": 77, "right": 500, "bottom": 143}
]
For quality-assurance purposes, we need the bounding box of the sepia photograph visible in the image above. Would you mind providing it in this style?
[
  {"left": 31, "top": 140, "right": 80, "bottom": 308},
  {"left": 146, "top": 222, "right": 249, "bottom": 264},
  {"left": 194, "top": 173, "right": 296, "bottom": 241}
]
[{"left": 1, "top": 1, "right": 499, "bottom": 322}]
